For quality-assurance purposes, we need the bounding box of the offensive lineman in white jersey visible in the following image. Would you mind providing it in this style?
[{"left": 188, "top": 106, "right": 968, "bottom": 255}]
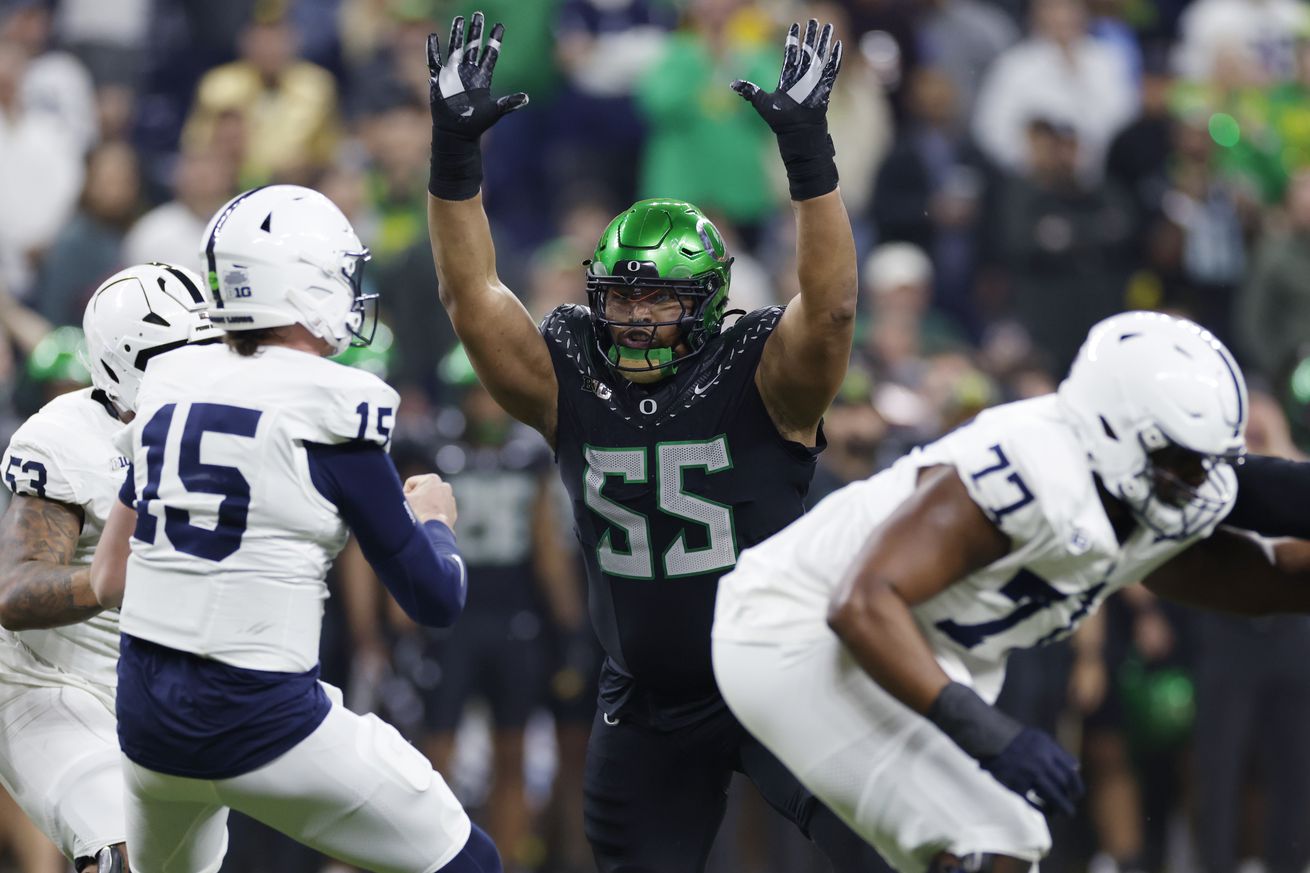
[
  {"left": 0, "top": 263, "right": 219, "bottom": 873},
  {"left": 91, "top": 185, "right": 500, "bottom": 873},
  {"left": 713, "top": 311, "right": 1310, "bottom": 873}
]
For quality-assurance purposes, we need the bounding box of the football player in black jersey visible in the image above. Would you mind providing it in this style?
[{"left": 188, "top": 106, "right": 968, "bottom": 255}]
[{"left": 426, "top": 13, "right": 860, "bottom": 872}]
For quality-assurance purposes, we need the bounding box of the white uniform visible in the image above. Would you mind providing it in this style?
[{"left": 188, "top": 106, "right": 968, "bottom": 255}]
[
  {"left": 0, "top": 388, "right": 126, "bottom": 858},
  {"left": 712, "top": 396, "right": 1236, "bottom": 872},
  {"left": 118, "top": 343, "right": 471, "bottom": 873}
]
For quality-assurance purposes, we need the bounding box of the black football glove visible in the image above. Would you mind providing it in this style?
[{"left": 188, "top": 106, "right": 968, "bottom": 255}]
[
  {"left": 981, "top": 727, "right": 1086, "bottom": 817},
  {"left": 928, "top": 681, "right": 1084, "bottom": 817},
  {"left": 731, "top": 19, "right": 843, "bottom": 201},
  {"left": 427, "top": 12, "right": 529, "bottom": 200}
]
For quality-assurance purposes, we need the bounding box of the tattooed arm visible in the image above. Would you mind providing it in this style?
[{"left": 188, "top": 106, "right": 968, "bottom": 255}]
[{"left": 0, "top": 495, "right": 99, "bottom": 630}]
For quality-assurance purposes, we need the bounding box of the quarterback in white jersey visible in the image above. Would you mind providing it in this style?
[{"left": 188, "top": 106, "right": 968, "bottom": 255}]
[
  {"left": 0, "top": 263, "right": 218, "bottom": 873},
  {"left": 713, "top": 312, "right": 1310, "bottom": 873},
  {"left": 91, "top": 186, "right": 500, "bottom": 873}
]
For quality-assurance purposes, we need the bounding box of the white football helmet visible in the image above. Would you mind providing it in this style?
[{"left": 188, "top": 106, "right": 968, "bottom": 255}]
[
  {"left": 83, "top": 262, "right": 221, "bottom": 413},
  {"left": 201, "top": 185, "right": 375, "bottom": 354},
  {"left": 1057, "top": 311, "right": 1247, "bottom": 540}
]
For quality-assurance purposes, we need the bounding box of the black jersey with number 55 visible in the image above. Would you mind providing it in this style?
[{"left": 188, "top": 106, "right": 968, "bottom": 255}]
[{"left": 541, "top": 304, "right": 822, "bottom": 717}]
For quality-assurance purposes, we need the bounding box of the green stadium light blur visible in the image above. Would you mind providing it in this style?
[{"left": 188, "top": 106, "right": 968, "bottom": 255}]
[
  {"left": 1208, "top": 112, "right": 1241, "bottom": 148},
  {"left": 27, "top": 326, "right": 91, "bottom": 385},
  {"left": 1291, "top": 356, "right": 1310, "bottom": 404}
]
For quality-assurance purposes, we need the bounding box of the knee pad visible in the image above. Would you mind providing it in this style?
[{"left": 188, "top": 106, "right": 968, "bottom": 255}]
[{"left": 75, "top": 844, "right": 127, "bottom": 873}]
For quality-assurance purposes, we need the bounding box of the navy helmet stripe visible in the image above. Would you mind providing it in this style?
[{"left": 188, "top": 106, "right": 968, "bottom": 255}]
[
  {"left": 204, "top": 187, "right": 267, "bottom": 309},
  {"left": 152, "top": 263, "right": 205, "bottom": 305},
  {"left": 1217, "top": 347, "right": 1245, "bottom": 438}
]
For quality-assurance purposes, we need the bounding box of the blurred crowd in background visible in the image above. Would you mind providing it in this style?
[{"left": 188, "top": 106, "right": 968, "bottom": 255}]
[{"left": 2, "top": 0, "right": 1310, "bottom": 871}]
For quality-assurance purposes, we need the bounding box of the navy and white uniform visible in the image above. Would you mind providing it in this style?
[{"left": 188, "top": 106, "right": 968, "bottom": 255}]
[
  {"left": 0, "top": 388, "right": 127, "bottom": 859},
  {"left": 115, "top": 343, "right": 471, "bottom": 873},
  {"left": 712, "top": 396, "right": 1237, "bottom": 872}
]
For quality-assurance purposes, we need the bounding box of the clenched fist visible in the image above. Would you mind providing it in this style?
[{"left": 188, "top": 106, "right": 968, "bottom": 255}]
[{"left": 404, "top": 473, "right": 458, "bottom": 528}]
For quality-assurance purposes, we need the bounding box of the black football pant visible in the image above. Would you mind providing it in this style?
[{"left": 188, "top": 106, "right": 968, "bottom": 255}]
[{"left": 583, "top": 704, "right": 889, "bottom": 873}]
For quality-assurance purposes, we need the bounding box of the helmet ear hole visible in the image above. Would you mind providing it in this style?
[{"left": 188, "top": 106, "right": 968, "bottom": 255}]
[
  {"left": 101, "top": 361, "right": 120, "bottom": 383},
  {"left": 1141, "top": 426, "right": 1167, "bottom": 450},
  {"left": 1100, "top": 416, "right": 1117, "bottom": 440}
]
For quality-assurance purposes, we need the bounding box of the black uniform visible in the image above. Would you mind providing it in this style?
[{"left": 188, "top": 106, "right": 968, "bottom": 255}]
[
  {"left": 426, "top": 428, "right": 553, "bottom": 732},
  {"left": 541, "top": 304, "right": 846, "bottom": 872}
]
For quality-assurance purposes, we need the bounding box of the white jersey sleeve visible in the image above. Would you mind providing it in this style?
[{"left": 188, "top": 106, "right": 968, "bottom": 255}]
[
  {"left": 717, "top": 396, "right": 1189, "bottom": 704},
  {"left": 924, "top": 400, "right": 1120, "bottom": 561},
  {"left": 0, "top": 389, "right": 127, "bottom": 690},
  {"left": 1, "top": 389, "right": 130, "bottom": 566},
  {"left": 911, "top": 398, "right": 1209, "bottom": 700},
  {"left": 3, "top": 417, "right": 82, "bottom": 506},
  {"left": 288, "top": 362, "right": 399, "bottom": 450}
]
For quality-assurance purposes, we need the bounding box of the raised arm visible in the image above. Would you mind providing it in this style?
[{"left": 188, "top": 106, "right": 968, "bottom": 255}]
[
  {"left": 734, "top": 20, "right": 857, "bottom": 444},
  {"left": 0, "top": 494, "right": 100, "bottom": 628},
  {"left": 427, "top": 14, "right": 557, "bottom": 444},
  {"left": 828, "top": 465, "right": 1083, "bottom": 816},
  {"left": 758, "top": 191, "right": 857, "bottom": 441}
]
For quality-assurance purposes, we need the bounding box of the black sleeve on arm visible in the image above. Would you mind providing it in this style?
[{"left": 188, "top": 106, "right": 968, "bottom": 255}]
[
  {"left": 1227, "top": 454, "right": 1310, "bottom": 538},
  {"left": 305, "top": 442, "right": 466, "bottom": 627}
]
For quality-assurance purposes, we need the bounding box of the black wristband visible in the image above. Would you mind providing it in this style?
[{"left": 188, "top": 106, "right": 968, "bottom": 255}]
[
  {"left": 429, "top": 125, "right": 484, "bottom": 201},
  {"left": 775, "top": 123, "right": 838, "bottom": 201},
  {"left": 926, "top": 681, "right": 1023, "bottom": 760}
]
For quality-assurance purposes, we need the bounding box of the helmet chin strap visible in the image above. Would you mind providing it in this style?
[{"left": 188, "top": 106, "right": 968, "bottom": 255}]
[
  {"left": 97, "top": 388, "right": 132, "bottom": 423},
  {"left": 287, "top": 286, "right": 353, "bottom": 354}
]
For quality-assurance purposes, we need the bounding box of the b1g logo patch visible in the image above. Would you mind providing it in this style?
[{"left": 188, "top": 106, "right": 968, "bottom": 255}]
[
  {"left": 581, "top": 376, "right": 612, "bottom": 401},
  {"left": 224, "top": 266, "right": 252, "bottom": 298}
]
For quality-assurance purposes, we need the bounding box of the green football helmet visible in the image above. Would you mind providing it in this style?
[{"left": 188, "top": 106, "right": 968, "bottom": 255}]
[{"left": 586, "top": 198, "right": 733, "bottom": 379}]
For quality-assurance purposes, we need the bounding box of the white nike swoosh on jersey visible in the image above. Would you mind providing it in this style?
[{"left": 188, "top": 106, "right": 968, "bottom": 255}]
[{"left": 460, "top": 106, "right": 474, "bottom": 117}]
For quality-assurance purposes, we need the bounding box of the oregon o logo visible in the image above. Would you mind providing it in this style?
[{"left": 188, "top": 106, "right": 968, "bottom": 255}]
[
  {"left": 628, "top": 260, "right": 642, "bottom": 273},
  {"left": 639, "top": 398, "right": 657, "bottom": 415}
]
